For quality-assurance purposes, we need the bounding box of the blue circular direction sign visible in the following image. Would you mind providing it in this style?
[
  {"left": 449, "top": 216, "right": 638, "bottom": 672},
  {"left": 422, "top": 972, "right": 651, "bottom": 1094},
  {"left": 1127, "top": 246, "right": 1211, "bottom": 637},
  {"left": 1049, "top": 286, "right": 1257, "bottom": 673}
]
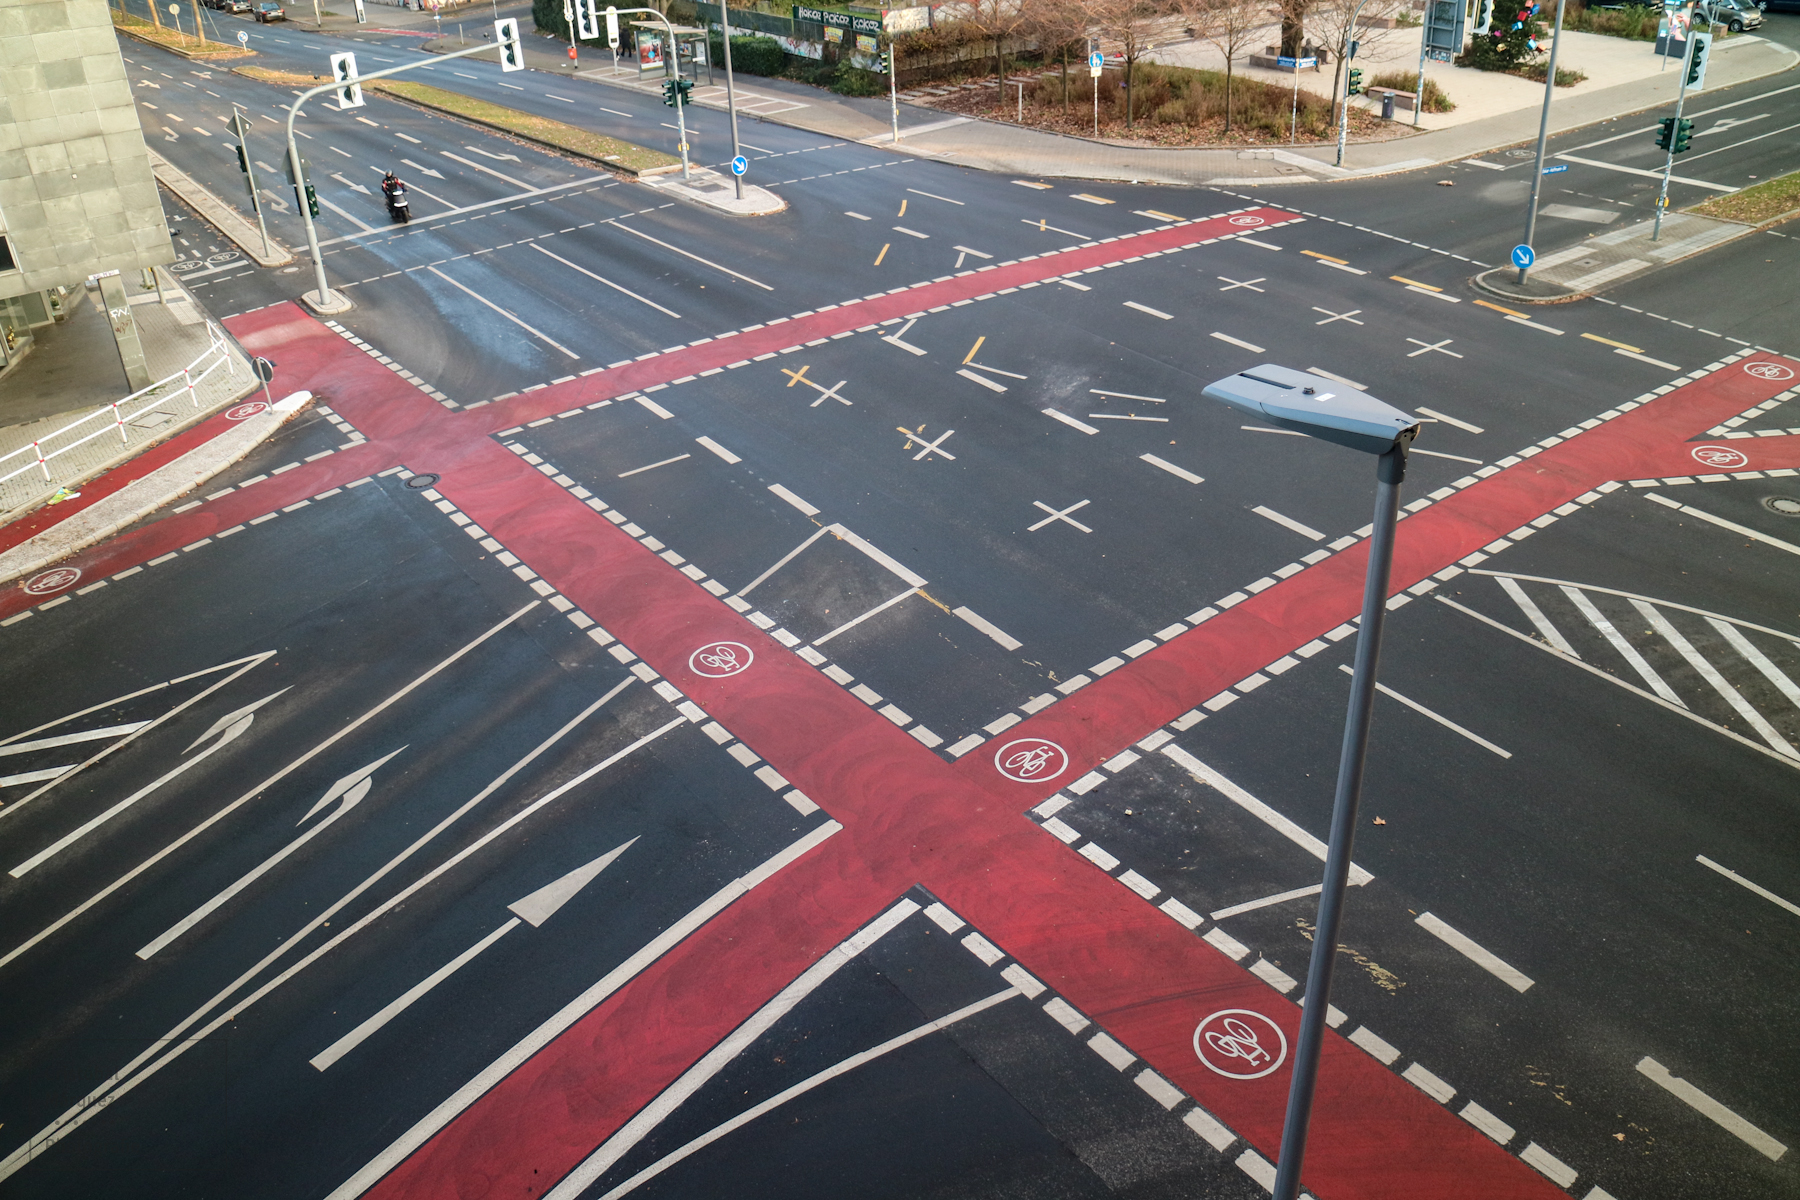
[
  {"left": 1511, "top": 243, "right": 1535, "bottom": 269},
  {"left": 1089, "top": 50, "right": 1104, "bottom": 69},
  {"left": 730, "top": 155, "right": 748, "bottom": 177}
]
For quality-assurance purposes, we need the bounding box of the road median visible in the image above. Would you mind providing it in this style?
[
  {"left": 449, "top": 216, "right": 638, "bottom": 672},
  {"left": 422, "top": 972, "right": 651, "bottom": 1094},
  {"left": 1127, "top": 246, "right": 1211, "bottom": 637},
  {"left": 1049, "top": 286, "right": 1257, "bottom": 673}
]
[
  {"left": 1689, "top": 169, "right": 1800, "bottom": 230},
  {"left": 369, "top": 81, "right": 681, "bottom": 175},
  {"left": 112, "top": 12, "right": 254, "bottom": 61}
]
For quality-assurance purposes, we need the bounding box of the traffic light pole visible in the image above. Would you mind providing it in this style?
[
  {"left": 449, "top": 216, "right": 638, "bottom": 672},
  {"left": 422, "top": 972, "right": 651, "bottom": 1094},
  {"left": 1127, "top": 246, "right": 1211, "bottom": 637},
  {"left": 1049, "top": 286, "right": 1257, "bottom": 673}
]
[
  {"left": 282, "top": 39, "right": 513, "bottom": 314},
  {"left": 233, "top": 104, "right": 275, "bottom": 264},
  {"left": 719, "top": 0, "right": 743, "bottom": 199},
  {"left": 610, "top": 9, "right": 692, "bottom": 180},
  {"left": 1516, "top": 0, "right": 1568, "bottom": 285},
  {"left": 1334, "top": 0, "right": 1368, "bottom": 167},
  {"left": 1653, "top": 26, "right": 1699, "bottom": 241}
]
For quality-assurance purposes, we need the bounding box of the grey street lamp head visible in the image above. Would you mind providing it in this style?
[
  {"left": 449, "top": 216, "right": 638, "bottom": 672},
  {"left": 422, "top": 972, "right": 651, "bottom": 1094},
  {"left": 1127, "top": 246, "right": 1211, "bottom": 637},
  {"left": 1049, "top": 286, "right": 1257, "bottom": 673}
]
[{"left": 1202, "top": 364, "right": 1419, "bottom": 456}]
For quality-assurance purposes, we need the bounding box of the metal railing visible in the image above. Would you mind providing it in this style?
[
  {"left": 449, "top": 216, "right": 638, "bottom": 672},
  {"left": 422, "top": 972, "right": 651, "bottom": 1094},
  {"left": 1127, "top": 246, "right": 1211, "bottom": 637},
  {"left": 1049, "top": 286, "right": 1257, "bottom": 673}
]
[{"left": 0, "top": 324, "right": 236, "bottom": 490}]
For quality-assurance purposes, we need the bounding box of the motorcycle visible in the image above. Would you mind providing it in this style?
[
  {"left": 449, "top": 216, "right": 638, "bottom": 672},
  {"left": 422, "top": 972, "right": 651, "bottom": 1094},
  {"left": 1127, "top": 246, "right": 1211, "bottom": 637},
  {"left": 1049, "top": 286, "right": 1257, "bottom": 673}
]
[{"left": 385, "top": 184, "right": 410, "bottom": 224}]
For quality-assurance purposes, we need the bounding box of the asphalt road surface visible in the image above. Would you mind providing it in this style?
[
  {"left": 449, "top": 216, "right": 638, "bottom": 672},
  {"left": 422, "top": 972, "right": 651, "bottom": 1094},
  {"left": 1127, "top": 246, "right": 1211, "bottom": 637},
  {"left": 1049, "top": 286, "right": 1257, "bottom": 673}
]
[{"left": 2, "top": 20, "right": 1798, "bottom": 1200}]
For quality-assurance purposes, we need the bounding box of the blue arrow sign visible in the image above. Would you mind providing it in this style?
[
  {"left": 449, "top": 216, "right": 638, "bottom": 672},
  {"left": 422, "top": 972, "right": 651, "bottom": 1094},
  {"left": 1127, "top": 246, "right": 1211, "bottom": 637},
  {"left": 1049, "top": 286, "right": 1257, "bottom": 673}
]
[
  {"left": 1511, "top": 243, "right": 1535, "bottom": 269},
  {"left": 1542, "top": 163, "right": 1568, "bottom": 175},
  {"left": 730, "top": 155, "right": 748, "bottom": 177}
]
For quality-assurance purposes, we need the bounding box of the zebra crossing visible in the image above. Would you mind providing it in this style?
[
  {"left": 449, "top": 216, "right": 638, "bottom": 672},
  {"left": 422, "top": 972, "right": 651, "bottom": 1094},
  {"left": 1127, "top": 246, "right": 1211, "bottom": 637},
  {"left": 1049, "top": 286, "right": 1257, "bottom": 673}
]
[{"left": 1480, "top": 571, "right": 1800, "bottom": 761}]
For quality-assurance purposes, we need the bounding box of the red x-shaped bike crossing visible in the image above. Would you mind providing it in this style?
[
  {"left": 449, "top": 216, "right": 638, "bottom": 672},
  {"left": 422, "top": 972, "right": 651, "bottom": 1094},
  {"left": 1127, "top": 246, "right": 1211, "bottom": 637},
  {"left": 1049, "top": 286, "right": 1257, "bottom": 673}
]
[{"left": 12, "top": 206, "right": 1800, "bottom": 1199}]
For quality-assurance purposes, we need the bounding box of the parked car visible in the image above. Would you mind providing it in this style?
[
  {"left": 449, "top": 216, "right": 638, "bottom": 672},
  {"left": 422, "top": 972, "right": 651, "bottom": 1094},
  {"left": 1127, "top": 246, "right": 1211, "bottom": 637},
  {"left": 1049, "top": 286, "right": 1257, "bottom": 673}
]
[
  {"left": 1696, "top": 0, "right": 1763, "bottom": 30},
  {"left": 254, "top": 1, "right": 285, "bottom": 21},
  {"left": 220, "top": 0, "right": 252, "bottom": 12}
]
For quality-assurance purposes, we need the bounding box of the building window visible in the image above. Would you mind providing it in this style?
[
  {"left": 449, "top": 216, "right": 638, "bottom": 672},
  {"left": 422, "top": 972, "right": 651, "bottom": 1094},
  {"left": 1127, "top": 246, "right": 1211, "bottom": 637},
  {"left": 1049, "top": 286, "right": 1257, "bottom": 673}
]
[{"left": 0, "top": 235, "right": 16, "bottom": 273}]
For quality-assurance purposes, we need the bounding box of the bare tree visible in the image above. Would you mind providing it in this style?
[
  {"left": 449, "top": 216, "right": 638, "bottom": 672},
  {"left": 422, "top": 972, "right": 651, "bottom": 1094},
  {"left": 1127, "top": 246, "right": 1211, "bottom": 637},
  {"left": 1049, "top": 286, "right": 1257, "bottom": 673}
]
[
  {"left": 1309, "top": 0, "right": 1401, "bottom": 124},
  {"left": 1190, "top": 0, "right": 1267, "bottom": 133},
  {"left": 1087, "top": 0, "right": 1177, "bottom": 127},
  {"left": 1023, "top": 0, "right": 1090, "bottom": 113},
  {"left": 954, "top": 0, "right": 1032, "bottom": 102}
]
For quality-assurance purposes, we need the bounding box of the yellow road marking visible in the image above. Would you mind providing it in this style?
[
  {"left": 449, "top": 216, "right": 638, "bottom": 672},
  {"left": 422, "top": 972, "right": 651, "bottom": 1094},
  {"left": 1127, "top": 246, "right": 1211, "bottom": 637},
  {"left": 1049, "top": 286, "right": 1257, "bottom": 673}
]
[
  {"left": 873, "top": 243, "right": 888, "bottom": 266},
  {"left": 1391, "top": 275, "right": 1441, "bottom": 291},
  {"left": 1581, "top": 332, "right": 1642, "bottom": 353},
  {"left": 963, "top": 336, "right": 985, "bottom": 365},
  {"left": 898, "top": 198, "right": 907, "bottom": 217},
  {"left": 1474, "top": 299, "right": 1525, "bottom": 318},
  {"left": 1302, "top": 250, "right": 1349, "bottom": 264},
  {"left": 781, "top": 365, "right": 811, "bottom": 387}
]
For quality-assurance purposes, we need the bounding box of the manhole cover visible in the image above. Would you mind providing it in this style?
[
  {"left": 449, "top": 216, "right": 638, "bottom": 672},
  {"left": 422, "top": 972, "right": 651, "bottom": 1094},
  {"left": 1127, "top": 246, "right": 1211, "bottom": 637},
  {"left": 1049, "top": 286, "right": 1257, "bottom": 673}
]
[
  {"left": 1576, "top": 258, "right": 1600, "bottom": 268},
  {"left": 1763, "top": 495, "right": 1800, "bottom": 516},
  {"left": 405, "top": 473, "right": 440, "bottom": 490}
]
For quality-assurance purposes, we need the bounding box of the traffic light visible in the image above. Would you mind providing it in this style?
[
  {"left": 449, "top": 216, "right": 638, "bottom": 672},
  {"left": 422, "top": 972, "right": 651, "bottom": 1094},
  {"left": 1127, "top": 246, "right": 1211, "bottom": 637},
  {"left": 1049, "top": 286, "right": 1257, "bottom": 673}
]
[
  {"left": 1654, "top": 116, "right": 1675, "bottom": 149},
  {"left": 661, "top": 77, "right": 678, "bottom": 106},
  {"left": 494, "top": 17, "right": 523, "bottom": 71},
  {"left": 575, "top": 0, "right": 596, "bottom": 41},
  {"left": 661, "top": 76, "right": 692, "bottom": 106},
  {"left": 1347, "top": 68, "right": 1363, "bottom": 95},
  {"left": 1672, "top": 117, "right": 1693, "bottom": 153},
  {"left": 329, "top": 51, "right": 363, "bottom": 109},
  {"left": 1685, "top": 30, "right": 1710, "bottom": 89},
  {"left": 234, "top": 143, "right": 249, "bottom": 172},
  {"left": 303, "top": 182, "right": 320, "bottom": 218},
  {"left": 676, "top": 77, "right": 692, "bottom": 103}
]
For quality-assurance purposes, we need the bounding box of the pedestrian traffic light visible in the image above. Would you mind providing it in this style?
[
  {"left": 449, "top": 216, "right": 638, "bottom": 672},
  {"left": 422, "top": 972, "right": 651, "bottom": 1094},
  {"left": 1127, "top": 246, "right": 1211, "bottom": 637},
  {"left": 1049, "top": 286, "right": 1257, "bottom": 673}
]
[
  {"left": 329, "top": 51, "right": 363, "bottom": 109},
  {"left": 494, "top": 17, "right": 523, "bottom": 71},
  {"left": 234, "top": 143, "right": 249, "bottom": 172},
  {"left": 1654, "top": 116, "right": 1675, "bottom": 149},
  {"left": 1672, "top": 116, "right": 1693, "bottom": 152},
  {"left": 1347, "top": 68, "right": 1363, "bottom": 95},
  {"left": 303, "top": 182, "right": 320, "bottom": 218}
]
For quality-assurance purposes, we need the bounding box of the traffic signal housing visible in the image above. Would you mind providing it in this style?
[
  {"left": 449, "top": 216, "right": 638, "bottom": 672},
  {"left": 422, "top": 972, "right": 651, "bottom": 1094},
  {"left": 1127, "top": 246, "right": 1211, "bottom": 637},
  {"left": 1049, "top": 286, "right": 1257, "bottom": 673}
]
[
  {"left": 661, "top": 76, "right": 692, "bottom": 106},
  {"left": 1347, "top": 68, "right": 1363, "bottom": 95},
  {"left": 1672, "top": 117, "right": 1693, "bottom": 153},
  {"left": 329, "top": 51, "right": 363, "bottom": 108},
  {"left": 303, "top": 182, "right": 320, "bottom": 218},
  {"left": 494, "top": 17, "right": 523, "bottom": 71},
  {"left": 234, "top": 143, "right": 249, "bottom": 172},
  {"left": 1654, "top": 116, "right": 1694, "bottom": 153},
  {"left": 1654, "top": 116, "right": 1675, "bottom": 149},
  {"left": 1685, "top": 31, "right": 1710, "bottom": 89}
]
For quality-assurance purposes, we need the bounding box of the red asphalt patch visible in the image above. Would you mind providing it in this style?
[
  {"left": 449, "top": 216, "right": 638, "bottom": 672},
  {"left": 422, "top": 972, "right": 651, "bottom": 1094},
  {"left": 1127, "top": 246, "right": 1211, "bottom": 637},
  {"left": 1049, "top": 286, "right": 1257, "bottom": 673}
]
[{"left": 11, "top": 211, "right": 1799, "bottom": 1200}]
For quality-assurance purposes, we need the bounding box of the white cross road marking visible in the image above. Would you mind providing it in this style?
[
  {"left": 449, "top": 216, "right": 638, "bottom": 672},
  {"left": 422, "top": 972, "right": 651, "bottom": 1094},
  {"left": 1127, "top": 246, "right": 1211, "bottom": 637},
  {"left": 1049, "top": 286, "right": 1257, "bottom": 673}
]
[
  {"left": 1313, "top": 307, "right": 1364, "bottom": 326},
  {"left": 1406, "top": 338, "right": 1464, "bottom": 358},
  {"left": 1218, "top": 276, "right": 1265, "bottom": 292},
  {"left": 1029, "top": 499, "right": 1094, "bottom": 533},
  {"left": 900, "top": 428, "right": 956, "bottom": 460},
  {"left": 809, "top": 379, "right": 850, "bottom": 406}
]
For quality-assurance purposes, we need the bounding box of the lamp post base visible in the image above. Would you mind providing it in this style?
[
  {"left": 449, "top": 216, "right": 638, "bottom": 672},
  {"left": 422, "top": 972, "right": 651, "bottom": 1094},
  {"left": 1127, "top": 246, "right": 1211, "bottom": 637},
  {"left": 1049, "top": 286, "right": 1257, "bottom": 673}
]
[{"left": 300, "top": 289, "right": 354, "bottom": 316}]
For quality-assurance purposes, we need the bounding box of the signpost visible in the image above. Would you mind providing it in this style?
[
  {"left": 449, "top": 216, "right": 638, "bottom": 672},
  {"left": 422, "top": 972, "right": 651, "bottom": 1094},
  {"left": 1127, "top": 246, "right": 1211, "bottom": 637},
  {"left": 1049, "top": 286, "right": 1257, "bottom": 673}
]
[
  {"left": 1511, "top": 243, "right": 1535, "bottom": 270},
  {"left": 730, "top": 154, "right": 747, "bottom": 176},
  {"left": 230, "top": 108, "right": 275, "bottom": 263},
  {"left": 1089, "top": 46, "right": 1102, "bottom": 136}
]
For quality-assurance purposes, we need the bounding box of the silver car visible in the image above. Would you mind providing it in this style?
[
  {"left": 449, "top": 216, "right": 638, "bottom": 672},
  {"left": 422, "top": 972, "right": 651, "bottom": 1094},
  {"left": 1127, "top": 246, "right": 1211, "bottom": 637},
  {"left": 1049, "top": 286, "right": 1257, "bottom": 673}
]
[{"left": 1696, "top": 0, "right": 1764, "bottom": 32}]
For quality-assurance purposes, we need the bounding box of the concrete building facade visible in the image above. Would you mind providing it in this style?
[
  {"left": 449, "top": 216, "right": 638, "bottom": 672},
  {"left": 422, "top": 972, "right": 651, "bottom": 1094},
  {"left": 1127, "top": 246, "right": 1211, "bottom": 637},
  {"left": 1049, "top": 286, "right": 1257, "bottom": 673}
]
[{"left": 0, "top": 0, "right": 172, "bottom": 372}]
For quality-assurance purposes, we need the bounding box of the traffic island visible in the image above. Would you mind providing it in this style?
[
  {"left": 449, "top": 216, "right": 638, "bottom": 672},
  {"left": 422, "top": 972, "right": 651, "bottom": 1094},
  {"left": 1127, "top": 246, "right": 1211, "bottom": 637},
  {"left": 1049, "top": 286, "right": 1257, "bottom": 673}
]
[
  {"left": 111, "top": 12, "right": 255, "bottom": 61},
  {"left": 1475, "top": 209, "right": 1751, "bottom": 302}
]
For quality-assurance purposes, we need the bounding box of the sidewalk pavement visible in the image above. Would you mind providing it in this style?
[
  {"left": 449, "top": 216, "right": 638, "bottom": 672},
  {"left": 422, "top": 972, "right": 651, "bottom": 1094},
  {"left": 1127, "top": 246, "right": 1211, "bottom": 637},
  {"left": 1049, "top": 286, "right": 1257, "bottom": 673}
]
[{"left": 0, "top": 267, "right": 260, "bottom": 522}]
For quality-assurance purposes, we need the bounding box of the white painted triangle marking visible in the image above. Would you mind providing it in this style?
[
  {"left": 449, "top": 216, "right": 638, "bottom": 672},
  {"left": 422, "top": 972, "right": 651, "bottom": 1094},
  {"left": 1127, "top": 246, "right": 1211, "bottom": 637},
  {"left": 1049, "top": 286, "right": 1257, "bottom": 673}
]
[{"left": 509, "top": 837, "right": 637, "bottom": 927}]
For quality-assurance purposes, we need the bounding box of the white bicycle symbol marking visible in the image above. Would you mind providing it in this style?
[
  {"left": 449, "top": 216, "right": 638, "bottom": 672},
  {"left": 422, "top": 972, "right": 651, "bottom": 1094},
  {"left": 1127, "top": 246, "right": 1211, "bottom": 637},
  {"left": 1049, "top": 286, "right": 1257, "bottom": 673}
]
[
  {"left": 1193, "top": 1009, "right": 1288, "bottom": 1080},
  {"left": 1228, "top": 215, "right": 1265, "bottom": 226},
  {"left": 1691, "top": 445, "right": 1749, "bottom": 469},
  {"left": 1743, "top": 362, "right": 1794, "bottom": 381},
  {"left": 23, "top": 567, "right": 82, "bottom": 596},
  {"left": 689, "top": 641, "right": 753, "bottom": 677},
  {"left": 993, "top": 738, "right": 1069, "bottom": 783}
]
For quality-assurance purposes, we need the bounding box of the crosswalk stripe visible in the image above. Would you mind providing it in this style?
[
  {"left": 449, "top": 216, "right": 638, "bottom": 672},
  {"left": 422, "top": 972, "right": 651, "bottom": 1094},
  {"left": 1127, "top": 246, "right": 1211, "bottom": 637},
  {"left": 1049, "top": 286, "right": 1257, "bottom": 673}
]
[
  {"left": 1561, "top": 586, "right": 1686, "bottom": 707},
  {"left": 1632, "top": 601, "right": 1798, "bottom": 758},
  {"left": 1497, "top": 577, "right": 1579, "bottom": 657}
]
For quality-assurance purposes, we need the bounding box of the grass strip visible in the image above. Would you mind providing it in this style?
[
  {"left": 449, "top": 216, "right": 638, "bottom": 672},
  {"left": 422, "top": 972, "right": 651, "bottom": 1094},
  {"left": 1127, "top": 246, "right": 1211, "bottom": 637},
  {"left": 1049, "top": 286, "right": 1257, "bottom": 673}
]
[
  {"left": 235, "top": 65, "right": 329, "bottom": 86},
  {"left": 1688, "top": 170, "right": 1800, "bottom": 227},
  {"left": 368, "top": 80, "right": 679, "bottom": 175},
  {"left": 112, "top": 11, "right": 252, "bottom": 58}
]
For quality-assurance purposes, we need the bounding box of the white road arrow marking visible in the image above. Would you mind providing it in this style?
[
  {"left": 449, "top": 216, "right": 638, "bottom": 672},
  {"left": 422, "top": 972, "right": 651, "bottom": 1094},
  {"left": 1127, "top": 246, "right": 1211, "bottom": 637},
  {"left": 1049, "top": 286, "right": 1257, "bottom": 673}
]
[
  {"left": 464, "top": 144, "right": 521, "bottom": 161},
  {"left": 11, "top": 691, "right": 288, "bottom": 879},
  {"left": 399, "top": 158, "right": 444, "bottom": 178},
  {"left": 136, "top": 747, "right": 405, "bottom": 959},
  {"left": 329, "top": 171, "right": 371, "bottom": 195},
  {"left": 510, "top": 838, "right": 637, "bottom": 926}
]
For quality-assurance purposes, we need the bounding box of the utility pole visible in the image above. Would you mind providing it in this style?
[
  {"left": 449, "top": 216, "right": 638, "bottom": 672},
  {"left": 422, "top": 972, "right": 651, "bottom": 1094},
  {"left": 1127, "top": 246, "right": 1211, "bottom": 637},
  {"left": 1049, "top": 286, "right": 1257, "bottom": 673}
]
[
  {"left": 1516, "top": 0, "right": 1568, "bottom": 284},
  {"left": 1653, "top": 10, "right": 1704, "bottom": 241}
]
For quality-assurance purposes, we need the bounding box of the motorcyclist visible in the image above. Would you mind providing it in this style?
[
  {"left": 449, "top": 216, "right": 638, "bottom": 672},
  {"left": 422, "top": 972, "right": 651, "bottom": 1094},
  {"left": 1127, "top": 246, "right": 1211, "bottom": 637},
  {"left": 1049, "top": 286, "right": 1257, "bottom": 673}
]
[{"left": 382, "top": 171, "right": 410, "bottom": 222}]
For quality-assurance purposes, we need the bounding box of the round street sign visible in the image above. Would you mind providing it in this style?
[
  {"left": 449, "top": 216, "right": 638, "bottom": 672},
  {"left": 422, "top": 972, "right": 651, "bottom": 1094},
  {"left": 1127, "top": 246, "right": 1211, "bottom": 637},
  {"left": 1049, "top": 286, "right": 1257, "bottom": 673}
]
[
  {"left": 238, "top": 29, "right": 249, "bottom": 45},
  {"left": 253, "top": 356, "right": 276, "bottom": 382},
  {"left": 1511, "top": 243, "right": 1535, "bottom": 269},
  {"left": 1089, "top": 50, "right": 1104, "bottom": 69},
  {"left": 730, "top": 155, "right": 748, "bottom": 177}
]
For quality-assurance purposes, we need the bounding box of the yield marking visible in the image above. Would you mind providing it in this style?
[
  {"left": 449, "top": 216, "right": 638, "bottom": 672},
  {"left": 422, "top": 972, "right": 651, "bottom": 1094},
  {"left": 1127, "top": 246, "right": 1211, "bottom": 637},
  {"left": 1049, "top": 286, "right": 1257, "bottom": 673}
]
[
  {"left": 1029, "top": 499, "right": 1093, "bottom": 532},
  {"left": 994, "top": 737, "right": 1069, "bottom": 781},
  {"left": 1637, "top": 1058, "right": 1788, "bottom": 1160},
  {"left": 1193, "top": 1009, "right": 1287, "bottom": 1079},
  {"left": 1218, "top": 276, "right": 1265, "bottom": 292},
  {"left": 1313, "top": 307, "right": 1364, "bottom": 326},
  {"left": 1124, "top": 301, "right": 1173, "bottom": 320},
  {"left": 899, "top": 426, "right": 956, "bottom": 460},
  {"left": 689, "top": 641, "right": 753, "bottom": 678},
  {"left": 1406, "top": 338, "right": 1464, "bottom": 359}
]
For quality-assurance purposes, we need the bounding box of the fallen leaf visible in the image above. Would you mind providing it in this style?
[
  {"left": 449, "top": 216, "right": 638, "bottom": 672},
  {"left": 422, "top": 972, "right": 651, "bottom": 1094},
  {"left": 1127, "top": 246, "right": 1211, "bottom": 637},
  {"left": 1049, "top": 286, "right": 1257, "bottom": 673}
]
[
  {"left": 1372, "top": 816, "right": 1387, "bottom": 825},
  {"left": 1437, "top": 179, "right": 1455, "bottom": 186}
]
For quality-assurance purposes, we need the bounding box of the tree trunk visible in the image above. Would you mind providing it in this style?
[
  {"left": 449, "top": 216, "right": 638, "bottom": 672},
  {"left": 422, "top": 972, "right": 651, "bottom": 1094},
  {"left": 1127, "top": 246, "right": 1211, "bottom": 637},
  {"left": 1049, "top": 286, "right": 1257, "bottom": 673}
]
[
  {"left": 1125, "top": 54, "right": 1133, "bottom": 127},
  {"left": 1225, "top": 57, "right": 1233, "bottom": 131},
  {"left": 1061, "top": 48, "right": 1068, "bottom": 111},
  {"left": 1280, "top": 0, "right": 1304, "bottom": 56},
  {"left": 995, "top": 39, "right": 1004, "bottom": 101},
  {"left": 149, "top": 0, "right": 162, "bottom": 29},
  {"left": 191, "top": 0, "right": 207, "bottom": 42}
]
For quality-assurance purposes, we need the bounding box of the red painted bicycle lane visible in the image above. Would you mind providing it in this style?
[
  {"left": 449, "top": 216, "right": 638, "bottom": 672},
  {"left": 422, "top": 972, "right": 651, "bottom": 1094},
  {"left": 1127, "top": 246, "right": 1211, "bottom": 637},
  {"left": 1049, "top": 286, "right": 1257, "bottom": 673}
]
[
  {"left": 471, "top": 208, "right": 1304, "bottom": 434},
  {"left": 349, "top": 421, "right": 1567, "bottom": 1199}
]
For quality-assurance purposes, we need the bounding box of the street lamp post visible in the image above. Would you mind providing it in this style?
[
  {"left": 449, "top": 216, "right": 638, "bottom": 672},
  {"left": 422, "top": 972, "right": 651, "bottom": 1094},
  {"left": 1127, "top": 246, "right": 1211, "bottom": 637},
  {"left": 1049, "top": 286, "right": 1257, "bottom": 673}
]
[
  {"left": 1197, "top": 364, "right": 1420, "bottom": 1200},
  {"left": 718, "top": 0, "right": 744, "bottom": 199}
]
